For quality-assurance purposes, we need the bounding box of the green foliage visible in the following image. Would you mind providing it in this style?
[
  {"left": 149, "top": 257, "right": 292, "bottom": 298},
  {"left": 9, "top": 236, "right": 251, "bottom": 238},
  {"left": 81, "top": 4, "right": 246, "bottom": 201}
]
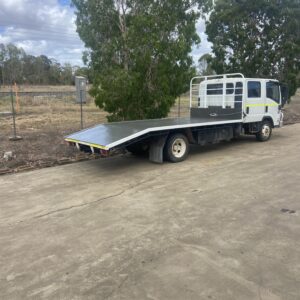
[
  {"left": 74, "top": 66, "right": 94, "bottom": 83},
  {"left": 198, "top": 53, "right": 215, "bottom": 75},
  {"left": 206, "top": 0, "right": 300, "bottom": 97},
  {"left": 72, "top": 0, "right": 210, "bottom": 121},
  {"left": 0, "top": 43, "right": 84, "bottom": 85},
  {"left": 0, "top": 43, "right": 25, "bottom": 84}
]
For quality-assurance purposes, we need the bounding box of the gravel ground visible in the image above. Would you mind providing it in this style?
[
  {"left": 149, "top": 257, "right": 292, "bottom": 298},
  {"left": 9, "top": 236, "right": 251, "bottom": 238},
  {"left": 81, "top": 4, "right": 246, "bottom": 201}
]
[{"left": 1, "top": 124, "right": 299, "bottom": 299}]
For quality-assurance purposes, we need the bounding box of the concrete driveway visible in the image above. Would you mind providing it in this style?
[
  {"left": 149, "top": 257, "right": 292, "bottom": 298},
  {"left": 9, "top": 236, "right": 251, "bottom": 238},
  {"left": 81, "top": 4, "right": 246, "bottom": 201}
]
[{"left": 1, "top": 124, "right": 300, "bottom": 300}]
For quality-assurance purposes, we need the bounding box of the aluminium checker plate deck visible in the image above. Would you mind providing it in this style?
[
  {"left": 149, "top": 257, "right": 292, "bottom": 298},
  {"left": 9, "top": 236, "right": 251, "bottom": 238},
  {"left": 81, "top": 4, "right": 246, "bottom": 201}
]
[{"left": 65, "top": 116, "right": 242, "bottom": 151}]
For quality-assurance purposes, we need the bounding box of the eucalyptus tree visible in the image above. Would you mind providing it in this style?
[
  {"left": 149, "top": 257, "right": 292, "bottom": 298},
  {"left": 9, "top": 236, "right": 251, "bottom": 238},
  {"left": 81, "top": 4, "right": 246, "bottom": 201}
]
[
  {"left": 206, "top": 0, "right": 300, "bottom": 97},
  {"left": 72, "top": 0, "right": 211, "bottom": 121}
]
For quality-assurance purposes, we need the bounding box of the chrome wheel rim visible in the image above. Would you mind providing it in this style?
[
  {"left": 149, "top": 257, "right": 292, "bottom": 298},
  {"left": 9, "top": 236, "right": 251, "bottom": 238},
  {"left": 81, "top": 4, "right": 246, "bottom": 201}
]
[
  {"left": 172, "top": 138, "right": 186, "bottom": 158},
  {"left": 262, "top": 124, "right": 271, "bottom": 138}
]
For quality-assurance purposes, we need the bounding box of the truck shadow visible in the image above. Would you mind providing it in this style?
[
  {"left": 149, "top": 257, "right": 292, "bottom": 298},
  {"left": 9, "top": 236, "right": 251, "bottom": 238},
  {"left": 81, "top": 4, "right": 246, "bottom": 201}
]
[
  {"left": 186, "top": 136, "right": 249, "bottom": 159},
  {"left": 188, "top": 131, "right": 284, "bottom": 157},
  {"left": 89, "top": 131, "right": 286, "bottom": 172}
]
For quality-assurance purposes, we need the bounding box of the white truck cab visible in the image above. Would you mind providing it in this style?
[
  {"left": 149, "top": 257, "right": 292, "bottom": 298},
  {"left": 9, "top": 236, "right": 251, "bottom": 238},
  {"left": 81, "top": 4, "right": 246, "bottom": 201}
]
[{"left": 191, "top": 73, "right": 288, "bottom": 141}]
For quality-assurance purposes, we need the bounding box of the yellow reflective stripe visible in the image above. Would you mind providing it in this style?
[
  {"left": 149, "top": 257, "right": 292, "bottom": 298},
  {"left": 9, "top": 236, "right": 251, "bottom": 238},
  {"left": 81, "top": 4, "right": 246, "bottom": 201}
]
[
  {"left": 246, "top": 103, "right": 278, "bottom": 107},
  {"left": 65, "top": 138, "right": 109, "bottom": 150}
]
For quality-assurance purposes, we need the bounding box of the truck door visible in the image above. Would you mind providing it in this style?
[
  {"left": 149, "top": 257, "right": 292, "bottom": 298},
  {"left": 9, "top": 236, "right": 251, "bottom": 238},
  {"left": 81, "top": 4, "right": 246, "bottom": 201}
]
[
  {"left": 245, "top": 81, "right": 263, "bottom": 122},
  {"left": 266, "top": 81, "right": 281, "bottom": 126}
]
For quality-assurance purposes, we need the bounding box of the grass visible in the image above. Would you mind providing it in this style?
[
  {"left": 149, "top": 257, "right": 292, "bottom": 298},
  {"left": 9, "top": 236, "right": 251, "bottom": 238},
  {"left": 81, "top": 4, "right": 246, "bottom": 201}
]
[
  {"left": 0, "top": 91, "right": 191, "bottom": 132},
  {"left": 0, "top": 88, "right": 190, "bottom": 173},
  {"left": 0, "top": 85, "right": 78, "bottom": 92}
]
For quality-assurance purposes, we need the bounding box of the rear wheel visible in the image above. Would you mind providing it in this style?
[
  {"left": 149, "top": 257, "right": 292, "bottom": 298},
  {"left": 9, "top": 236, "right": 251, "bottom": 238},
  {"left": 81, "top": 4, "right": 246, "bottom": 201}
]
[
  {"left": 256, "top": 121, "right": 272, "bottom": 142},
  {"left": 164, "top": 133, "right": 189, "bottom": 163}
]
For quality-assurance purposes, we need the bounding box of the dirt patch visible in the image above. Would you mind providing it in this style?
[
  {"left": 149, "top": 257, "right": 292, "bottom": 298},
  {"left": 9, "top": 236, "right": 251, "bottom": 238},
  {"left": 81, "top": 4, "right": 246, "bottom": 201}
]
[
  {"left": 0, "top": 89, "right": 108, "bottom": 175},
  {"left": 282, "top": 89, "right": 300, "bottom": 125},
  {"left": 0, "top": 86, "right": 186, "bottom": 175},
  {"left": 0, "top": 126, "right": 102, "bottom": 175}
]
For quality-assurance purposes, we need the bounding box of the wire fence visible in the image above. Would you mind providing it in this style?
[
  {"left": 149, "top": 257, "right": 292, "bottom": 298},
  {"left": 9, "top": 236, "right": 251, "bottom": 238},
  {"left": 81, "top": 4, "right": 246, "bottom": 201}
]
[
  {"left": 0, "top": 85, "right": 190, "bottom": 140},
  {"left": 0, "top": 86, "right": 97, "bottom": 135},
  {"left": 0, "top": 84, "right": 191, "bottom": 174}
]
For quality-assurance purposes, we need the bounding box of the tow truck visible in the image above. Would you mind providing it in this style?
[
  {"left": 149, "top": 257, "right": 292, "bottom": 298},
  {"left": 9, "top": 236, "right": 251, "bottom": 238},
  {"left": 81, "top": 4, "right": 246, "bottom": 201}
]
[{"left": 65, "top": 73, "right": 288, "bottom": 163}]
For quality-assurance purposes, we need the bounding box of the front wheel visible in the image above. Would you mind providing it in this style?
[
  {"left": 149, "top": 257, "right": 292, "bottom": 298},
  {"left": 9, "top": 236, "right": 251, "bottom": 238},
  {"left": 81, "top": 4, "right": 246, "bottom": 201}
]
[
  {"left": 256, "top": 121, "right": 272, "bottom": 142},
  {"left": 164, "top": 133, "right": 190, "bottom": 163}
]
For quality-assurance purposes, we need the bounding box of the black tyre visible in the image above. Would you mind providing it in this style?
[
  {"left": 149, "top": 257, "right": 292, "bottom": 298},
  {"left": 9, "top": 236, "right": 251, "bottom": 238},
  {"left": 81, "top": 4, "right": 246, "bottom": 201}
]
[
  {"left": 256, "top": 121, "right": 272, "bottom": 142},
  {"left": 126, "top": 142, "right": 149, "bottom": 156},
  {"left": 164, "top": 133, "right": 189, "bottom": 163}
]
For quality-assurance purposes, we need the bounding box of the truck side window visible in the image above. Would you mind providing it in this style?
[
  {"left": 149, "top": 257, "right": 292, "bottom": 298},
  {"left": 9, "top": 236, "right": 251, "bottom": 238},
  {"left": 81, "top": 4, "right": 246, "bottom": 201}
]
[
  {"left": 226, "top": 83, "right": 234, "bottom": 94},
  {"left": 234, "top": 82, "right": 243, "bottom": 110},
  {"left": 267, "top": 82, "right": 280, "bottom": 103},
  {"left": 207, "top": 83, "right": 223, "bottom": 95},
  {"left": 248, "top": 81, "right": 261, "bottom": 98},
  {"left": 235, "top": 82, "right": 243, "bottom": 95}
]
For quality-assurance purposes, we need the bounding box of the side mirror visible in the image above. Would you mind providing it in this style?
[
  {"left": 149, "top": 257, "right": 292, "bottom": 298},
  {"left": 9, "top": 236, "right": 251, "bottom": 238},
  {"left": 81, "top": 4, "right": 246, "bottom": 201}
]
[{"left": 280, "top": 84, "right": 289, "bottom": 107}]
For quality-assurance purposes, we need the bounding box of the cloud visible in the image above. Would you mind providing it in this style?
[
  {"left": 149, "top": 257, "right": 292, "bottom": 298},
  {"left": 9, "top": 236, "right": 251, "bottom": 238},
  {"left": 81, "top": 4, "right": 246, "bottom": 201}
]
[
  {"left": 192, "top": 19, "right": 212, "bottom": 64},
  {"left": 0, "top": 1, "right": 212, "bottom": 66},
  {"left": 0, "top": 0, "right": 84, "bottom": 65}
]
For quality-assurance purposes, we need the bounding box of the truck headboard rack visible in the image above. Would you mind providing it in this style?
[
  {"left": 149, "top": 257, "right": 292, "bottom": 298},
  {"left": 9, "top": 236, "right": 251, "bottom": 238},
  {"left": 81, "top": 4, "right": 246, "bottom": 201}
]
[{"left": 190, "top": 73, "right": 245, "bottom": 108}]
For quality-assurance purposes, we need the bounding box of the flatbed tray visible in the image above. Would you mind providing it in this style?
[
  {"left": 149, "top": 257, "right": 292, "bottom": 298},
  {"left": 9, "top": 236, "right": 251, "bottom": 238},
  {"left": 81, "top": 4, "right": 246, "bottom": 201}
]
[{"left": 65, "top": 117, "right": 241, "bottom": 150}]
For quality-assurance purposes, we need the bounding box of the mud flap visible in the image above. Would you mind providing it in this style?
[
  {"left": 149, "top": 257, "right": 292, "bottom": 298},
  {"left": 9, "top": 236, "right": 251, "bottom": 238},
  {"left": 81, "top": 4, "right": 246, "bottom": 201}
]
[{"left": 149, "top": 135, "right": 168, "bottom": 164}]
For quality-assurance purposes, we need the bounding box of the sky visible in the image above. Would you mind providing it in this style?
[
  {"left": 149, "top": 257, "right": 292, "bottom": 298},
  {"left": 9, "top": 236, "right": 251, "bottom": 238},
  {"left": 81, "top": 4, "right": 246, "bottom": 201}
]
[{"left": 0, "top": 0, "right": 212, "bottom": 66}]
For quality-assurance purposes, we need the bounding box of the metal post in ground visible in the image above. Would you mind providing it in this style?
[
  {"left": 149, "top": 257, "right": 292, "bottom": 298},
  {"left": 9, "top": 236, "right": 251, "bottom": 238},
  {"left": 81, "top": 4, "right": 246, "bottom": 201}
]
[
  {"left": 80, "top": 89, "right": 83, "bottom": 129},
  {"left": 75, "top": 76, "right": 86, "bottom": 129},
  {"left": 1, "top": 63, "right": 4, "bottom": 86},
  {"left": 9, "top": 84, "right": 22, "bottom": 141}
]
